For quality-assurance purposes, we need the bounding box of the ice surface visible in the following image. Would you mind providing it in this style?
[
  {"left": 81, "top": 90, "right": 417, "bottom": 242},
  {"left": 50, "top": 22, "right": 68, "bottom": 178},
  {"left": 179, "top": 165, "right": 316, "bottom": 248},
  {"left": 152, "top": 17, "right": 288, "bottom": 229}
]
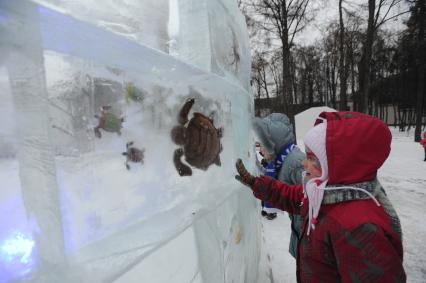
[
  {"left": 175, "top": 0, "right": 252, "bottom": 90},
  {"left": 0, "top": 0, "right": 258, "bottom": 282},
  {"left": 207, "top": 0, "right": 251, "bottom": 90},
  {"left": 33, "top": 0, "right": 170, "bottom": 52},
  {"left": 3, "top": 4, "right": 66, "bottom": 282}
]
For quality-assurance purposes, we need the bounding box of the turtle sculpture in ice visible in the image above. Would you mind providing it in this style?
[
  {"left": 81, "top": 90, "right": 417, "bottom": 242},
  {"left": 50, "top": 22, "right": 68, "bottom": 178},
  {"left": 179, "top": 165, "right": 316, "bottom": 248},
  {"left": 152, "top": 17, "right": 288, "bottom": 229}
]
[
  {"left": 94, "top": 106, "right": 124, "bottom": 138},
  {"left": 122, "top": 141, "right": 145, "bottom": 170},
  {"left": 171, "top": 98, "right": 223, "bottom": 176}
]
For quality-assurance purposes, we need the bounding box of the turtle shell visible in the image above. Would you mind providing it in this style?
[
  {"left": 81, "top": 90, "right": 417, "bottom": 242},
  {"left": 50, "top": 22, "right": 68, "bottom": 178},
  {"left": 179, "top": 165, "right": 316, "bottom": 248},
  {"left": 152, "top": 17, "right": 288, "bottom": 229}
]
[
  {"left": 127, "top": 147, "right": 144, "bottom": 163},
  {"left": 183, "top": 112, "right": 221, "bottom": 170},
  {"left": 102, "top": 112, "right": 122, "bottom": 132}
]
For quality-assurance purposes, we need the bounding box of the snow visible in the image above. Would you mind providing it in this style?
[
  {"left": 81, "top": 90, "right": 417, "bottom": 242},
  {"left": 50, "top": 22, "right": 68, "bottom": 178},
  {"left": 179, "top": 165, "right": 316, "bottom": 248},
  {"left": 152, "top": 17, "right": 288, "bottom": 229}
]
[{"left": 258, "top": 127, "right": 426, "bottom": 283}]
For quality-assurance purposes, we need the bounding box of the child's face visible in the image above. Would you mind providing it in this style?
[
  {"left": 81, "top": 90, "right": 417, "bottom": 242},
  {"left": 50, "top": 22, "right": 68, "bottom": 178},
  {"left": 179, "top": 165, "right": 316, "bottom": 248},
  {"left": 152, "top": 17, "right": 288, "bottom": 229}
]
[
  {"left": 256, "top": 142, "right": 272, "bottom": 161},
  {"left": 302, "top": 148, "right": 322, "bottom": 179}
]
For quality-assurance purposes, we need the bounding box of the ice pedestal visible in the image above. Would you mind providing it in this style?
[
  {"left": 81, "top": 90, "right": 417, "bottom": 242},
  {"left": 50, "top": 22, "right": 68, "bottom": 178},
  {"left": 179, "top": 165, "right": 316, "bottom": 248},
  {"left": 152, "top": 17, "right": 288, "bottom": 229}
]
[{"left": 0, "top": 0, "right": 258, "bottom": 282}]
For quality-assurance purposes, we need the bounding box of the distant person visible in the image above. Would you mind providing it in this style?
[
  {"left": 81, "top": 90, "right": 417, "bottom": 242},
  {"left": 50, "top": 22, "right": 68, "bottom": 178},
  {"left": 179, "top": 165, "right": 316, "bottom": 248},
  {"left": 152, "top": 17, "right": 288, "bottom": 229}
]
[
  {"left": 236, "top": 111, "right": 405, "bottom": 282},
  {"left": 253, "top": 113, "right": 305, "bottom": 258},
  {"left": 420, "top": 132, "right": 426, "bottom": 161}
]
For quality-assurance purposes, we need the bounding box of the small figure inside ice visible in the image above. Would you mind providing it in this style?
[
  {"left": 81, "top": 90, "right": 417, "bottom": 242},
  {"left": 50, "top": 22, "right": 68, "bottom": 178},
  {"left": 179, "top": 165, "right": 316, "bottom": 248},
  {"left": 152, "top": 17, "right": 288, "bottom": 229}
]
[
  {"left": 171, "top": 98, "right": 223, "bottom": 176},
  {"left": 122, "top": 141, "right": 145, "bottom": 170},
  {"left": 125, "top": 82, "right": 145, "bottom": 103},
  {"left": 94, "top": 106, "right": 124, "bottom": 138}
]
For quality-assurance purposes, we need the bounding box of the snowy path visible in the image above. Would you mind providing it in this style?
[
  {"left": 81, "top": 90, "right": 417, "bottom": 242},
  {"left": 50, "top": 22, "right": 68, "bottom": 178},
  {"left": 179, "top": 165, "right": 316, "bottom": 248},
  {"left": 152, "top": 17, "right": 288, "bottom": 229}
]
[
  {"left": 257, "top": 212, "right": 296, "bottom": 283},
  {"left": 258, "top": 128, "right": 426, "bottom": 283}
]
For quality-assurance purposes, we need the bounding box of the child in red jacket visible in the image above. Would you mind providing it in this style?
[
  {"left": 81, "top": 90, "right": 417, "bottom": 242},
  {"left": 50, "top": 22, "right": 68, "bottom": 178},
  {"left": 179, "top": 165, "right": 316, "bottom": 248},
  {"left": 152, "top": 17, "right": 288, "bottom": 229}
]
[
  {"left": 235, "top": 112, "right": 406, "bottom": 283},
  {"left": 420, "top": 132, "right": 426, "bottom": 161}
]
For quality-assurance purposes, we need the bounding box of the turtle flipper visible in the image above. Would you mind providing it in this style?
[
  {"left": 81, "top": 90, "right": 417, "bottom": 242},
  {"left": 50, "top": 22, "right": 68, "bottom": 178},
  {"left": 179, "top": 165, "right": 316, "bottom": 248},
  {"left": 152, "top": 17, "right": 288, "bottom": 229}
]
[
  {"left": 178, "top": 98, "right": 195, "bottom": 125},
  {"left": 208, "top": 111, "right": 216, "bottom": 122},
  {"left": 126, "top": 141, "right": 134, "bottom": 149},
  {"left": 174, "top": 148, "right": 192, "bottom": 176},
  {"left": 94, "top": 127, "right": 102, "bottom": 138},
  {"left": 214, "top": 155, "right": 221, "bottom": 166},
  {"left": 217, "top": 127, "right": 223, "bottom": 138},
  {"left": 140, "top": 149, "right": 145, "bottom": 164},
  {"left": 123, "top": 152, "right": 130, "bottom": 170}
]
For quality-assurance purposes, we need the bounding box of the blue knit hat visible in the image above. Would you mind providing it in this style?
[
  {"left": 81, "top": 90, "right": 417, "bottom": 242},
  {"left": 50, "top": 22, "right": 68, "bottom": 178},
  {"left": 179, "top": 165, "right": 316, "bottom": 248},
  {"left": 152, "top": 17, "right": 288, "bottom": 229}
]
[{"left": 253, "top": 113, "right": 295, "bottom": 155}]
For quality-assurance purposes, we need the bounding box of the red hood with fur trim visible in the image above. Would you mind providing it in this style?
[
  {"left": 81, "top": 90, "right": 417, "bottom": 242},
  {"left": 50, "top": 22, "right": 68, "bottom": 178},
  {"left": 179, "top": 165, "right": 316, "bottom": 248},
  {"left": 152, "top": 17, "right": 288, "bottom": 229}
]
[{"left": 314, "top": 112, "right": 391, "bottom": 185}]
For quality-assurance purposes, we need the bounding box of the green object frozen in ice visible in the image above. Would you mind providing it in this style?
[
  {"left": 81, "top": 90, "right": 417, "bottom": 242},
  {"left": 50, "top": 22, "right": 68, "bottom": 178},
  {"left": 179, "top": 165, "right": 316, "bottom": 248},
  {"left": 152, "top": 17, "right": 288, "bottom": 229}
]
[
  {"left": 125, "top": 83, "right": 144, "bottom": 103},
  {"left": 94, "top": 106, "right": 124, "bottom": 138}
]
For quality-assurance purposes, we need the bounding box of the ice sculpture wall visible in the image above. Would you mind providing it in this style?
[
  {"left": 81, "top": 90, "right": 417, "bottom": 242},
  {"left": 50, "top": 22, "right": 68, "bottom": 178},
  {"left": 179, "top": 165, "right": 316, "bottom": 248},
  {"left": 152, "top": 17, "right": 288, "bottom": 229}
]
[
  {"left": 176, "top": 0, "right": 251, "bottom": 90},
  {"left": 0, "top": 0, "right": 259, "bottom": 282}
]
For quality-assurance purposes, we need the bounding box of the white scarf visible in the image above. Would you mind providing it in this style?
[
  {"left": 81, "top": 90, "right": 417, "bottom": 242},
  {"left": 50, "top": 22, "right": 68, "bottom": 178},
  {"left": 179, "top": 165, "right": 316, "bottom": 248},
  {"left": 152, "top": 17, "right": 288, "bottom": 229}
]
[{"left": 303, "top": 172, "right": 328, "bottom": 235}]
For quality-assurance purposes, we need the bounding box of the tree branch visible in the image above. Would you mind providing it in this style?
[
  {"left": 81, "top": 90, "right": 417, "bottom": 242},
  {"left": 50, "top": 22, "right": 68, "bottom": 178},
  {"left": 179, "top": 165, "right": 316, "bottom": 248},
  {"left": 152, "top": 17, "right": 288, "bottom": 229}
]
[
  {"left": 375, "top": 5, "right": 410, "bottom": 30},
  {"left": 374, "top": 0, "right": 386, "bottom": 28},
  {"left": 289, "top": 0, "right": 310, "bottom": 46}
]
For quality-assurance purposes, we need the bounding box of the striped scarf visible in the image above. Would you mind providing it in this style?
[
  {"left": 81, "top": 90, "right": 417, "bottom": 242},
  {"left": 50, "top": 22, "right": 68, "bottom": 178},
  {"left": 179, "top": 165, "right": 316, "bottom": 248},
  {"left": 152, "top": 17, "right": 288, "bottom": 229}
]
[
  {"left": 262, "top": 143, "right": 296, "bottom": 209},
  {"left": 323, "top": 179, "right": 402, "bottom": 237},
  {"left": 264, "top": 143, "right": 297, "bottom": 178}
]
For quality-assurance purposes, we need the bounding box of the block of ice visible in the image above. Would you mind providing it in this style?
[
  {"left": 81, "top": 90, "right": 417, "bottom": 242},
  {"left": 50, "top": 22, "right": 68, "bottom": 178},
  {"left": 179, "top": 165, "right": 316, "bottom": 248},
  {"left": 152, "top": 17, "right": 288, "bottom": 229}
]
[
  {"left": 0, "top": 0, "right": 258, "bottom": 282},
  {"left": 208, "top": 0, "right": 252, "bottom": 90},
  {"left": 175, "top": 0, "right": 251, "bottom": 90},
  {"left": 33, "top": 0, "right": 170, "bottom": 52}
]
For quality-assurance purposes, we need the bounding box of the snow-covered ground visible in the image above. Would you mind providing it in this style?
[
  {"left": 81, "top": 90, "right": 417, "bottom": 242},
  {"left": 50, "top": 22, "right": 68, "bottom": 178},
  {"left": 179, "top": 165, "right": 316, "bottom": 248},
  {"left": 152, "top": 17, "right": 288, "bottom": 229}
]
[{"left": 258, "top": 127, "right": 426, "bottom": 283}]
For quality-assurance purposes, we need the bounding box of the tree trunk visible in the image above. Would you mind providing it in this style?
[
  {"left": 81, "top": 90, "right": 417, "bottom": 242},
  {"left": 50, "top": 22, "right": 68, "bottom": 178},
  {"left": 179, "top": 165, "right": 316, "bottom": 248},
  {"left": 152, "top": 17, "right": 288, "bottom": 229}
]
[
  {"left": 291, "top": 57, "right": 298, "bottom": 104},
  {"left": 385, "top": 104, "right": 389, "bottom": 124},
  {"left": 338, "top": 0, "right": 348, "bottom": 110},
  {"left": 308, "top": 74, "right": 314, "bottom": 105},
  {"left": 331, "top": 60, "right": 337, "bottom": 109},
  {"left": 360, "top": 0, "right": 376, "bottom": 114},
  {"left": 281, "top": 0, "right": 292, "bottom": 114},
  {"left": 415, "top": 0, "right": 425, "bottom": 142},
  {"left": 301, "top": 71, "right": 307, "bottom": 104},
  {"left": 349, "top": 39, "right": 356, "bottom": 111}
]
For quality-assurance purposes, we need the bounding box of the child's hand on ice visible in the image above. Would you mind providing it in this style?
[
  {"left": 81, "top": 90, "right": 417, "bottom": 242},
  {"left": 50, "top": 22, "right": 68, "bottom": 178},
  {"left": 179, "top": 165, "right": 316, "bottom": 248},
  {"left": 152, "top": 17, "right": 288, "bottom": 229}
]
[{"left": 235, "top": 159, "right": 255, "bottom": 187}]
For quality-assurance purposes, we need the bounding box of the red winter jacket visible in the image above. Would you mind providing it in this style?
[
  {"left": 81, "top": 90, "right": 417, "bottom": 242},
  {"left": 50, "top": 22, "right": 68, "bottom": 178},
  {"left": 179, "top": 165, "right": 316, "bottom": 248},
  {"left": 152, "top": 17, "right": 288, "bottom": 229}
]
[
  {"left": 420, "top": 132, "right": 426, "bottom": 148},
  {"left": 251, "top": 112, "right": 406, "bottom": 283}
]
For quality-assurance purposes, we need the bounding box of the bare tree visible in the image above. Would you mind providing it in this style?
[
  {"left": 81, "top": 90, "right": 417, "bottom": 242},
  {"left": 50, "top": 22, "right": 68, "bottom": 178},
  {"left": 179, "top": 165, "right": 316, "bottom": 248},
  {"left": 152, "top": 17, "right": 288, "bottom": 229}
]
[
  {"left": 413, "top": 0, "right": 425, "bottom": 142},
  {"left": 246, "top": 0, "right": 312, "bottom": 115},
  {"left": 269, "top": 50, "right": 284, "bottom": 102},
  {"left": 324, "top": 28, "right": 339, "bottom": 109},
  {"left": 359, "top": 0, "right": 410, "bottom": 113},
  {"left": 345, "top": 13, "right": 363, "bottom": 111},
  {"left": 338, "top": 0, "right": 348, "bottom": 110},
  {"left": 251, "top": 52, "right": 273, "bottom": 112}
]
